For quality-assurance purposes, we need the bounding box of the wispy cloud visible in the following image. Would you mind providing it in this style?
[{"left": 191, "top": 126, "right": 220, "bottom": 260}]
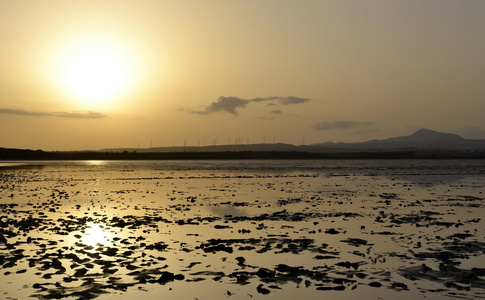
[
  {"left": 251, "top": 96, "right": 310, "bottom": 105},
  {"left": 314, "top": 120, "right": 376, "bottom": 130},
  {"left": 0, "top": 108, "right": 106, "bottom": 119},
  {"left": 190, "top": 96, "right": 309, "bottom": 116},
  {"left": 269, "top": 109, "right": 282, "bottom": 114},
  {"left": 55, "top": 111, "right": 106, "bottom": 119}
]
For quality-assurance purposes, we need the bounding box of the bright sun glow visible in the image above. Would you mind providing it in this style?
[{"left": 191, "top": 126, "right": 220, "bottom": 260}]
[
  {"left": 83, "top": 223, "right": 108, "bottom": 248},
  {"left": 61, "top": 45, "right": 129, "bottom": 101},
  {"left": 50, "top": 35, "right": 142, "bottom": 109}
]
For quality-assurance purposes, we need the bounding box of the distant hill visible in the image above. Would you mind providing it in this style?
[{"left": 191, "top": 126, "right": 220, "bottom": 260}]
[
  {"left": 2, "top": 129, "right": 485, "bottom": 161},
  {"left": 101, "top": 143, "right": 328, "bottom": 153},
  {"left": 0, "top": 147, "right": 60, "bottom": 160},
  {"left": 313, "top": 129, "right": 485, "bottom": 150},
  {"left": 102, "top": 129, "right": 485, "bottom": 153}
]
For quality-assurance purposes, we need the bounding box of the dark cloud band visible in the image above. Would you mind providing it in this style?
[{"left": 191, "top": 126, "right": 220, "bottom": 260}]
[
  {"left": 0, "top": 108, "right": 106, "bottom": 119},
  {"left": 191, "top": 96, "right": 309, "bottom": 115}
]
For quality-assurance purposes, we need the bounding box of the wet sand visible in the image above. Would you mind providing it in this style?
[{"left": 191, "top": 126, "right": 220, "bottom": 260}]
[{"left": 1, "top": 160, "right": 484, "bottom": 299}]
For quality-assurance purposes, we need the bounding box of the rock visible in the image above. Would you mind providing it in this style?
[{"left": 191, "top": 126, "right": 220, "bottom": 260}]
[
  {"left": 158, "top": 271, "right": 175, "bottom": 284},
  {"left": 235, "top": 256, "right": 245, "bottom": 265},
  {"left": 335, "top": 261, "right": 361, "bottom": 270},
  {"left": 391, "top": 282, "right": 408, "bottom": 290},
  {"left": 103, "top": 247, "right": 118, "bottom": 256},
  {"left": 214, "top": 225, "right": 231, "bottom": 229},
  {"left": 369, "top": 281, "right": 382, "bottom": 288},
  {"left": 256, "top": 268, "right": 275, "bottom": 278},
  {"left": 74, "top": 268, "right": 88, "bottom": 277},
  {"left": 325, "top": 228, "right": 340, "bottom": 235},
  {"left": 316, "top": 285, "right": 345, "bottom": 291},
  {"left": 174, "top": 274, "right": 185, "bottom": 280},
  {"left": 314, "top": 255, "right": 337, "bottom": 260},
  {"left": 256, "top": 284, "right": 270, "bottom": 295}
]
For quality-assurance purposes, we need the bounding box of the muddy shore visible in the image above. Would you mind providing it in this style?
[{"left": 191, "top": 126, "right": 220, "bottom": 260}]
[{"left": 1, "top": 160, "right": 484, "bottom": 299}]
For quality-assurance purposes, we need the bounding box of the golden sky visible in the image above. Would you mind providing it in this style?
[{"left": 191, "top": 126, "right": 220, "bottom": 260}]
[{"left": 1, "top": 0, "right": 484, "bottom": 150}]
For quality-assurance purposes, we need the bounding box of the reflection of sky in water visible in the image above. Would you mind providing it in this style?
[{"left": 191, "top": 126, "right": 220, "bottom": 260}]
[
  {"left": 0, "top": 160, "right": 484, "bottom": 300},
  {"left": 206, "top": 204, "right": 248, "bottom": 217},
  {"left": 84, "top": 160, "right": 106, "bottom": 166}
]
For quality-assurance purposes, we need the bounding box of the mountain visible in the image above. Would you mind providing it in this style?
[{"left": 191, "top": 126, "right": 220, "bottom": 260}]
[
  {"left": 101, "top": 129, "right": 485, "bottom": 153},
  {"left": 313, "top": 129, "right": 485, "bottom": 150}
]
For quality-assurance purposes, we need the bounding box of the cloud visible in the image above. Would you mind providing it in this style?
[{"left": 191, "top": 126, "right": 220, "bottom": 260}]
[
  {"left": 269, "top": 109, "right": 282, "bottom": 114},
  {"left": 191, "top": 97, "right": 249, "bottom": 115},
  {"left": 279, "top": 96, "right": 310, "bottom": 105},
  {"left": 314, "top": 120, "right": 376, "bottom": 130},
  {"left": 190, "top": 96, "right": 309, "bottom": 116},
  {"left": 55, "top": 111, "right": 106, "bottom": 119},
  {"left": 251, "top": 96, "right": 309, "bottom": 104},
  {"left": 0, "top": 108, "right": 106, "bottom": 119}
]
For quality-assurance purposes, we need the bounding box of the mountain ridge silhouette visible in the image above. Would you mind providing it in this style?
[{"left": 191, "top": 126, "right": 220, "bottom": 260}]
[{"left": 312, "top": 128, "right": 484, "bottom": 150}]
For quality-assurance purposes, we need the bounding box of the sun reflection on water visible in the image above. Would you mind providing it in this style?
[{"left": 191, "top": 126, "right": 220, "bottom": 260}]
[
  {"left": 85, "top": 160, "right": 106, "bottom": 166},
  {"left": 82, "top": 223, "right": 109, "bottom": 248}
]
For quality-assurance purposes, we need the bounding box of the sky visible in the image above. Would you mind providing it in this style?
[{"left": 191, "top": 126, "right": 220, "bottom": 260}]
[{"left": 1, "top": 0, "right": 484, "bottom": 151}]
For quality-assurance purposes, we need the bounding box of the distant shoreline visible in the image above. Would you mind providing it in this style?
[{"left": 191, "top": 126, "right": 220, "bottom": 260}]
[
  {"left": 3, "top": 129, "right": 485, "bottom": 160},
  {"left": 1, "top": 147, "right": 485, "bottom": 160}
]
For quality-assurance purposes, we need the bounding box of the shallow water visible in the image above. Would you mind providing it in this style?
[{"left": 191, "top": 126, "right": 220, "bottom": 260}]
[{"left": 1, "top": 160, "right": 485, "bottom": 299}]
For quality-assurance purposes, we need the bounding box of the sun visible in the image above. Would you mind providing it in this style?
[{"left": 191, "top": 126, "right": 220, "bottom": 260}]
[
  {"left": 51, "top": 36, "right": 140, "bottom": 109},
  {"left": 61, "top": 45, "right": 129, "bottom": 102}
]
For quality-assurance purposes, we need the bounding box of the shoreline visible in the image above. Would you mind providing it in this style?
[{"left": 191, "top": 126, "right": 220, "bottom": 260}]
[{"left": 2, "top": 148, "right": 485, "bottom": 161}]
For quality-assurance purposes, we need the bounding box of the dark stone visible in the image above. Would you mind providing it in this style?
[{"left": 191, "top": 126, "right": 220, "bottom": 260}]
[
  {"left": 235, "top": 256, "right": 245, "bottom": 265},
  {"left": 256, "top": 284, "right": 270, "bottom": 295},
  {"left": 325, "top": 228, "right": 340, "bottom": 235},
  {"left": 158, "top": 271, "right": 175, "bottom": 284},
  {"left": 256, "top": 268, "right": 275, "bottom": 278}
]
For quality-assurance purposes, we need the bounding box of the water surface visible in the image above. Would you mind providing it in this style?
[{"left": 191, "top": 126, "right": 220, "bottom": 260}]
[{"left": 1, "top": 160, "right": 484, "bottom": 299}]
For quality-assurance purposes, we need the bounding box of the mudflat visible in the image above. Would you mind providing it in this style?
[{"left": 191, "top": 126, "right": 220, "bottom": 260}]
[{"left": 1, "top": 160, "right": 484, "bottom": 299}]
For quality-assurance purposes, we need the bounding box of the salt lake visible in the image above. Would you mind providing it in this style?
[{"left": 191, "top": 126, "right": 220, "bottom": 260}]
[{"left": 1, "top": 159, "right": 484, "bottom": 299}]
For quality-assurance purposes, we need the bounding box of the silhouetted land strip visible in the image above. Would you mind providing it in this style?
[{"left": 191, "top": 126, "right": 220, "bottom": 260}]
[
  {"left": 1, "top": 147, "right": 485, "bottom": 160},
  {"left": 3, "top": 129, "right": 485, "bottom": 160}
]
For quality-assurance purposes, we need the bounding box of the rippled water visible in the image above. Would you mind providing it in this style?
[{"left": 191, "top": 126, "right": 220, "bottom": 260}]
[{"left": 1, "top": 160, "right": 484, "bottom": 299}]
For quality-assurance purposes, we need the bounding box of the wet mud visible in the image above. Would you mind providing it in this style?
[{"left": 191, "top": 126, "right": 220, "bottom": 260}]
[{"left": 0, "top": 160, "right": 484, "bottom": 299}]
